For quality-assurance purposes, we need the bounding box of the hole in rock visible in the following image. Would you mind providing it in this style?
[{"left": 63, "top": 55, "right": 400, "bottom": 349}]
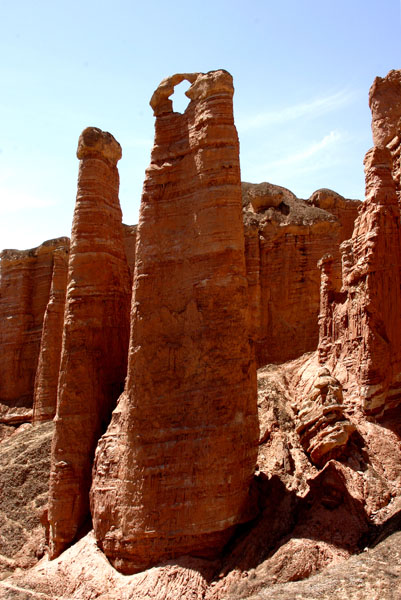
[{"left": 172, "top": 80, "right": 191, "bottom": 114}]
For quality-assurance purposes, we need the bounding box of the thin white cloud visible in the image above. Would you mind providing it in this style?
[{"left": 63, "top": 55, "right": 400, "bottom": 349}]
[
  {"left": 269, "top": 130, "right": 342, "bottom": 169},
  {"left": 237, "top": 90, "right": 356, "bottom": 132}
]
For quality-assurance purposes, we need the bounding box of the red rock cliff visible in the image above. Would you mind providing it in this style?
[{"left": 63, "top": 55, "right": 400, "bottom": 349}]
[
  {"left": 48, "top": 127, "right": 132, "bottom": 558},
  {"left": 242, "top": 183, "right": 360, "bottom": 367},
  {"left": 33, "top": 245, "right": 69, "bottom": 424},
  {"left": 0, "top": 238, "right": 69, "bottom": 425},
  {"left": 90, "top": 70, "right": 259, "bottom": 574},
  {"left": 369, "top": 69, "right": 401, "bottom": 197},
  {"left": 318, "top": 146, "right": 401, "bottom": 415}
]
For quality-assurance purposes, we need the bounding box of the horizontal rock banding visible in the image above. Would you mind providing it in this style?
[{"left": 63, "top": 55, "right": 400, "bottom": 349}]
[
  {"left": 91, "top": 70, "right": 259, "bottom": 574},
  {"left": 48, "top": 127, "right": 132, "bottom": 558}
]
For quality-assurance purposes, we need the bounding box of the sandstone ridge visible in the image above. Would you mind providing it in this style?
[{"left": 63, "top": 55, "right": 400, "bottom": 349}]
[{"left": 1, "top": 68, "right": 401, "bottom": 600}]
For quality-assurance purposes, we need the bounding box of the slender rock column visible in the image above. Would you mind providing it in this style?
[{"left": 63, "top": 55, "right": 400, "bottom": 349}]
[
  {"left": 33, "top": 244, "right": 69, "bottom": 423},
  {"left": 48, "top": 127, "right": 131, "bottom": 558},
  {"left": 0, "top": 239, "right": 69, "bottom": 423},
  {"left": 91, "top": 70, "right": 259, "bottom": 574}
]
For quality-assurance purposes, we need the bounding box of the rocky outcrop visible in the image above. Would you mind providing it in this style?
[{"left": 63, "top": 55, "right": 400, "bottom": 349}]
[
  {"left": 6, "top": 353, "right": 401, "bottom": 599},
  {"left": 32, "top": 246, "right": 69, "bottom": 424},
  {"left": 369, "top": 69, "right": 401, "bottom": 196},
  {"left": 0, "top": 421, "right": 53, "bottom": 578},
  {"left": 0, "top": 238, "right": 70, "bottom": 425},
  {"left": 295, "top": 367, "right": 355, "bottom": 466},
  {"left": 90, "top": 70, "right": 259, "bottom": 574},
  {"left": 242, "top": 183, "right": 360, "bottom": 367},
  {"left": 307, "top": 188, "right": 360, "bottom": 241},
  {"left": 318, "top": 146, "right": 401, "bottom": 415},
  {"left": 48, "top": 127, "right": 132, "bottom": 559}
]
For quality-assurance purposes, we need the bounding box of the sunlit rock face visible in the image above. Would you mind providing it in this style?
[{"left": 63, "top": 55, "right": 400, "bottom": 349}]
[
  {"left": 0, "top": 238, "right": 69, "bottom": 425},
  {"left": 318, "top": 146, "right": 401, "bottom": 416},
  {"left": 48, "top": 127, "right": 132, "bottom": 559},
  {"left": 33, "top": 245, "right": 69, "bottom": 424},
  {"left": 90, "top": 70, "right": 259, "bottom": 574},
  {"left": 242, "top": 183, "right": 360, "bottom": 368},
  {"left": 369, "top": 69, "right": 401, "bottom": 198}
]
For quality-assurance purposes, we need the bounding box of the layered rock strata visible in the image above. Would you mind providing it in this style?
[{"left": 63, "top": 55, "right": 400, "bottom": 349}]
[
  {"left": 91, "top": 70, "right": 259, "bottom": 574},
  {"left": 369, "top": 69, "right": 401, "bottom": 197},
  {"left": 48, "top": 127, "right": 132, "bottom": 558},
  {"left": 33, "top": 245, "right": 69, "bottom": 424},
  {"left": 295, "top": 367, "right": 355, "bottom": 466},
  {"left": 0, "top": 238, "right": 69, "bottom": 424},
  {"left": 318, "top": 146, "right": 401, "bottom": 415},
  {"left": 242, "top": 183, "right": 360, "bottom": 367}
]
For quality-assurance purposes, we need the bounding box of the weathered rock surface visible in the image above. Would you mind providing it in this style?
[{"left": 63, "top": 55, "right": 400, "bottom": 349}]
[
  {"left": 295, "top": 367, "right": 355, "bottom": 466},
  {"left": 369, "top": 69, "right": 401, "bottom": 196},
  {"left": 48, "top": 127, "right": 132, "bottom": 559},
  {"left": 4, "top": 354, "right": 401, "bottom": 598},
  {"left": 90, "top": 70, "right": 259, "bottom": 574},
  {"left": 0, "top": 421, "right": 53, "bottom": 579},
  {"left": 318, "top": 146, "right": 401, "bottom": 415},
  {"left": 32, "top": 246, "right": 69, "bottom": 424},
  {"left": 122, "top": 223, "right": 138, "bottom": 278},
  {"left": 242, "top": 183, "right": 360, "bottom": 367},
  {"left": 0, "top": 238, "right": 70, "bottom": 425}
]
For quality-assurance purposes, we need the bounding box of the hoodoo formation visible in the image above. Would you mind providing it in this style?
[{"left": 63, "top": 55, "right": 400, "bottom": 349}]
[
  {"left": 90, "top": 70, "right": 259, "bottom": 573},
  {"left": 318, "top": 145, "right": 401, "bottom": 415},
  {"left": 48, "top": 127, "right": 132, "bottom": 558},
  {"left": 2, "top": 69, "right": 401, "bottom": 600}
]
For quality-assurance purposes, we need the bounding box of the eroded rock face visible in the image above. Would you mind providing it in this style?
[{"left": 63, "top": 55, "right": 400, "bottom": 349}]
[
  {"left": 0, "top": 238, "right": 70, "bottom": 425},
  {"left": 90, "top": 71, "right": 259, "bottom": 574},
  {"left": 369, "top": 69, "right": 401, "bottom": 196},
  {"left": 318, "top": 146, "right": 401, "bottom": 415},
  {"left": 242, "top": 184, "right": 360, "bottom": 367},
  {"left": 295, "top": 367, "right": 355, "bottom": 466},
  {"left": 48, "top": 127, "right": 132, "bottom": 558},
  {"left": 33, "top": 245, "right": 70, "bottom": 424}
]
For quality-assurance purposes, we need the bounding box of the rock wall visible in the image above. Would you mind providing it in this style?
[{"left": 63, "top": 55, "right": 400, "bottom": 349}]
[
  {"left": 48, "top": 127, "right": 132, "bottom": 558},
  {"left": 242, "top": 183, "right": 360, "bottom": 367},
  {"left": 33, "top": 246, "right": 69, "bottom": 424},
  {"left": 369, "top": 69, "right": 401, "bottom": 197},
  {"left": 90, "top": 70, "right": 259, "bottom": 574},
  {"left": 318, "top": 146, "right": 401, "bottom": 415},
  {"left": 0, "top": 238, "right": 69, "bottom": 425}
]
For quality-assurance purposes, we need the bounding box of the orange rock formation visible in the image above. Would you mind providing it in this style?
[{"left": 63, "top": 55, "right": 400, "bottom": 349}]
[
  {"left": 0, "top": 238, "right": 69, "bottom": 425},
  {"left": 369, "top": 69, "right": 401, "bottom": 196},
  {"left": 48, "top": 127, "right": 132, "bottom": 558},
  {"left": 318, "top": 146, "right": 401, "bottom": 415},
  {"left": 33, "top": 246, "right": 69, "bottom": 424},
  {"left": 90, "top": 70, "right": 259, "bottom": 573},
  {"left": 242, "top": 183, "right": 360, "bottom": 367}
]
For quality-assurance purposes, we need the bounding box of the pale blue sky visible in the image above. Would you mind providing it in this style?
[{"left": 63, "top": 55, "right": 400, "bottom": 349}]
[{"left": 1, "top": 0, "right": 400, "bottom": 250}]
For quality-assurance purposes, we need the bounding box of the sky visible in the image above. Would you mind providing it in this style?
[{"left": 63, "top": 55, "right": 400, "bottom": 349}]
[{"left": 1, "top": 0, "right": 400, "bottom": 251}]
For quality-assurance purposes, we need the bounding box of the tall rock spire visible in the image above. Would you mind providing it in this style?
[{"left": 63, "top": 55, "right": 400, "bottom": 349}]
[
  {"left": 48, "top": 127, "right": 132, "bottom": 558},
  {"left": 317, "top": 145, "right": 401, "bottom": 415},
  {"left": 91, "top": 70, "right": 259, "bottom": 574}
]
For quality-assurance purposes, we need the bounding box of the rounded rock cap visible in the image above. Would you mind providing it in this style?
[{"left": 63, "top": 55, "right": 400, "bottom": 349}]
[{"left": 77, "top": 127, "right": 122, "bottom": 165}]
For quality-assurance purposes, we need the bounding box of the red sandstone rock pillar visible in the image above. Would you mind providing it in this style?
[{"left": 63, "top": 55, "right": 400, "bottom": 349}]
[
  {"left": 48, "top": 127, "right": 131, "bottom": 558},
  {"left": 0, "top": 239, "right": 69, "bottom": 424},
  {"left": 33, "top": 244, "right": 69, "bottom": 424},
  {"left": 91, "top": 70, "right": 259, "bottom": 574},
  {"left": 318, "top": 146, "right": 401, "bottom": 415},
  {"left": 369, "top": 70, "right": 401, "bottom": 198}
]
